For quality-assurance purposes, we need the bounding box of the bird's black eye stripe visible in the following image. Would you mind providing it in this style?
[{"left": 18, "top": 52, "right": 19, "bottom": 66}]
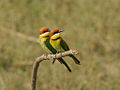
[
  {"left": 53, "top": 31, "right": 58, "bottom": 34},
  {"left": 43, "top": 31, "right": 48, "bottom": 33}
]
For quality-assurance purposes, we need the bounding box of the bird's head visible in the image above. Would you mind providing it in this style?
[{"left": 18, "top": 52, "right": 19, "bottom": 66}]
[
  {"left": 49, "top": 29, "right": 64, "bottom": 40},
  {"left": 39, "top": 27, "right": 50, "bottom": 38}
]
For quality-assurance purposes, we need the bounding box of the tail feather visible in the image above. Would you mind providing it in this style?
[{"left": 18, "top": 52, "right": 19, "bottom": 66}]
[
  {"left": 58, "top": 58, "right": 72, "bottom": 72},
  {"left": 69, "top": 55, "right": 80, "bottom": 65}
]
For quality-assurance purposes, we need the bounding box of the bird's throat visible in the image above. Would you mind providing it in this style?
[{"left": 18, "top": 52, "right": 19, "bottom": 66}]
[
  {"left": 51, "top": 33, "right": 61, "bottom": 40},
  {"left": 40, "top": 32, "right": 49, "bottom": 38}
]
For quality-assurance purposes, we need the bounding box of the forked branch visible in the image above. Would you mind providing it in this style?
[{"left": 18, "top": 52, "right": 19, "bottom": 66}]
[{"left": 31, "top": 50, "right": 79, "bottom": 90}]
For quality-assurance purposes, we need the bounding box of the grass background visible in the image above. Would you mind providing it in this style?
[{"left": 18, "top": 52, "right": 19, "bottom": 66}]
[{"left": 0, "top": 0, "right": 120, "bottom": 90}]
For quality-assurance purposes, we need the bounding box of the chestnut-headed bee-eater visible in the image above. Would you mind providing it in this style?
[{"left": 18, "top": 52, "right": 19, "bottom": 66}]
[
  {"left": 49, "top": 29, "right": 80, "bottom": 65},
  {"left": 39, "top": 27, "right": 71, "bottom": 72}
]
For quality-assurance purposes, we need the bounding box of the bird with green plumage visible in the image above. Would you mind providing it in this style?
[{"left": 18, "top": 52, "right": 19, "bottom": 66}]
[
  {"left": 39, "top": 27, "right": 71, "bottom": 72},
  {"left": 49, "top": 29, "right": 80, "bottom": 65}
]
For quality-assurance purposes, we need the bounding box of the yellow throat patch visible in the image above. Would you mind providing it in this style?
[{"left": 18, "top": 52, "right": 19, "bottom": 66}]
[
  {"left": 51, "top": 33, "right": 61, "bottom": 40},
  {"left": 40, "top": 32, "right": 49, "bottom": 37}
]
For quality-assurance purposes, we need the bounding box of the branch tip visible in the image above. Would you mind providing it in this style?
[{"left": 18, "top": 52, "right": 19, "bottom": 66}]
[{"left": 31, "top": 50, "right": 80, "bottom": 90}]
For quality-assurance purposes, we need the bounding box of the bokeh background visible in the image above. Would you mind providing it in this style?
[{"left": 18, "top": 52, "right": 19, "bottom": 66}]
[{"left": 0, "top": 0, "right": 120, "bottom": 90}]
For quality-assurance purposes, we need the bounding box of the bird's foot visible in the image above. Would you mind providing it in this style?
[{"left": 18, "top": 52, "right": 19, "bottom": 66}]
[
  {"left": 52, "top": 58, "right": 56, "bottom": 64},
  {"left": 52, "top": 51, "right": 60, "bottom": 64},
  {"left": 52, "top": 53, "right": 57, "bottom": 64}
]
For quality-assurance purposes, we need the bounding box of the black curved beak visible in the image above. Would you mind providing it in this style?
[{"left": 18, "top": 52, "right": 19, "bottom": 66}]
[{"left": 59, "top": 29, "right": 64, "bottom": 32}]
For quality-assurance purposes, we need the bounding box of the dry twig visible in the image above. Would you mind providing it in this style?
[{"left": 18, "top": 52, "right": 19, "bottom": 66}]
[{"left": 31, "top": 50, "right": 79, "bottom": 90}]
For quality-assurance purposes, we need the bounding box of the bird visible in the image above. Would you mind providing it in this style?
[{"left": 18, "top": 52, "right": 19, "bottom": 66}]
[
  {"left": 39, "top": 27, "right": 71, "bottom": 72},
  {"left": 49, "top": 29, "right": 80, "bottom": 65}
]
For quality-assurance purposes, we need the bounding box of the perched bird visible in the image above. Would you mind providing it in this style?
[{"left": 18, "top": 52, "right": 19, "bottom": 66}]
[
  {"left": 49, "top": 29, "right": 80, "bottom": 65},
  {"left": 39, "top": 27, "right": 71, "bottom": 72}
]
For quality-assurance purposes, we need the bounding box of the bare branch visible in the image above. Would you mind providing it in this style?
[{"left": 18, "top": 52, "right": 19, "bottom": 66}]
[{"left": 31, "top": 50, "right": 79, "bottom": 90}]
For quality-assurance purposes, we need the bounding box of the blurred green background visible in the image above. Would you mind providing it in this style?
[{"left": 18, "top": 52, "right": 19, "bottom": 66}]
[{"left": 0, "top": 0, "right": 120, "bottom": 90}]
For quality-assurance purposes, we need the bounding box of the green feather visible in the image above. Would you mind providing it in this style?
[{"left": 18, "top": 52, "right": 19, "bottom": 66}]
[
  {"left": 45, "top": 38, "right": 72, "bottom": 72},
  {"left": 50, "top": 37, "right": 80, "bottom": 65},
  {"left": 60, "top": 38, "right": 80, "bottom": 64}
]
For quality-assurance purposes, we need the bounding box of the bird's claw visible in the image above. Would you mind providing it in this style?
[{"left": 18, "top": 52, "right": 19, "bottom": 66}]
[
  {"left": 52, "top": 51, "right": 60, "bottom": 64},
  {"left": 52, "top": 58, "right": 56, "bottom": 64}
]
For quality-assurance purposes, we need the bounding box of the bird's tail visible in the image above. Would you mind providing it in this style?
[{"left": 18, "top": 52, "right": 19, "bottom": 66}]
[
  {"left": 69, "top": 55, "right": 80, "bottom": 65},
  {"left": 58, "top": 58, "right": 72, "bottom": 72}
]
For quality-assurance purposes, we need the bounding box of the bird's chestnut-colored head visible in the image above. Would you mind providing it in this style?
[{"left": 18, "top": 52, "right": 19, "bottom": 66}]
[
  {"left": 49, "top": 29, "right": 64, "bottom": 40},
  {"left": 39, "top": 27, "right": 50, "bottom": 38}
]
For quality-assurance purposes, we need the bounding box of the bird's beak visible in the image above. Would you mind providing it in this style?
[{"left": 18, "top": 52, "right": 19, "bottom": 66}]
[{"left": 59, "top": 29, "right": 64, "bottom": 32}]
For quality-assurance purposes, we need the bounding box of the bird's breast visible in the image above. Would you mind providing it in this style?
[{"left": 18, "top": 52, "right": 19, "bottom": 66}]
[
  {"left": 50, "top": 39, "right": 62, "bottom": 51},
  {"left": 39, "top": 37, "right": 50, "bottom": 52}
]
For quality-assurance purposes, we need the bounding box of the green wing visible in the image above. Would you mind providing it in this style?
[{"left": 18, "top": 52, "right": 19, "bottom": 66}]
[
  {"left": 45, "top": 38, "right": 57, "bottom": 54},
  {"left": 60, "top": 38, "right": 70, "bottom": 51},
  {"left": 45, "top": 38, "right": 72, "bottom": 72},
  {"left": 60, "top": 38, "right": 80, "bottom": 65}
]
